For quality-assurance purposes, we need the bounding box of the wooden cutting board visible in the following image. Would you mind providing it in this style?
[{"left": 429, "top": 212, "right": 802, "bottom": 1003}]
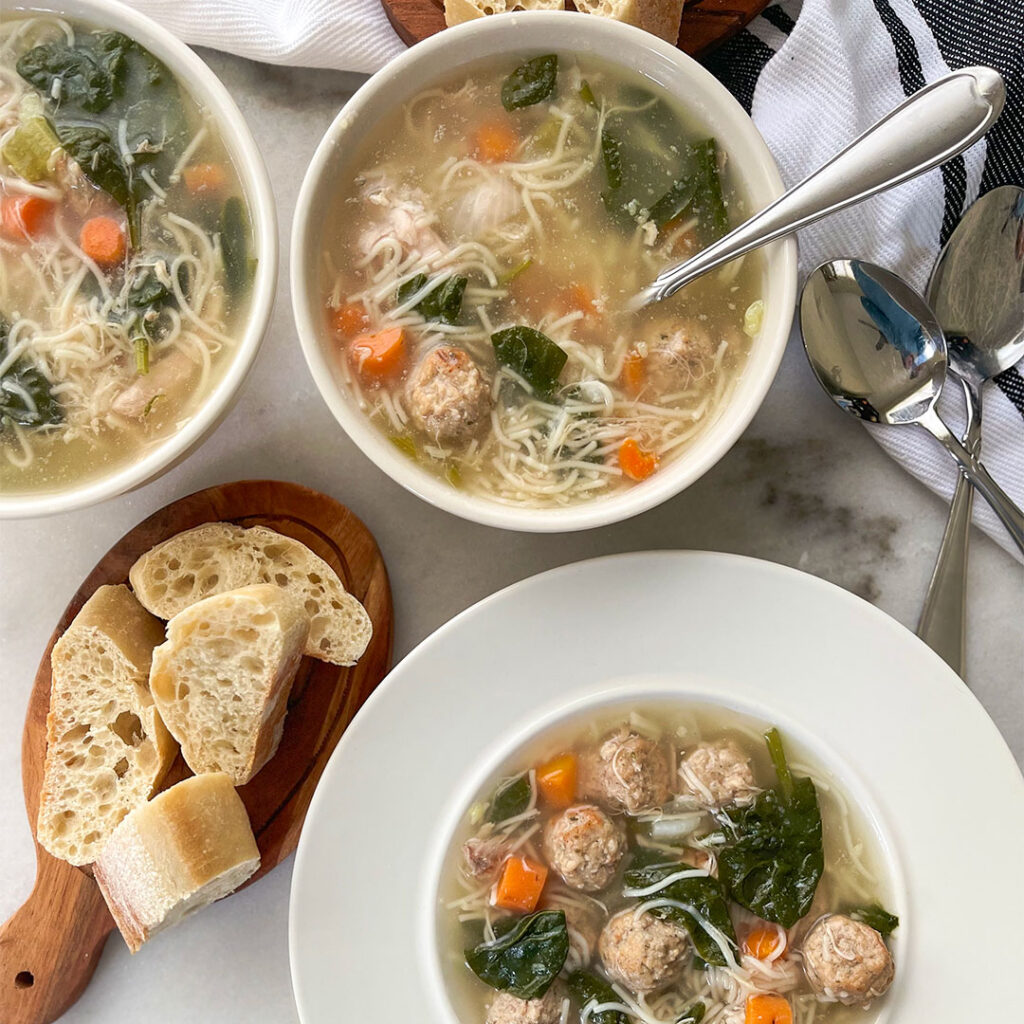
[
  {"left": 382, "top": 0, "right": 772, "bottom": 57},
  {"left": 0, "top": 480, "right": 393, "bottom": 1024}
]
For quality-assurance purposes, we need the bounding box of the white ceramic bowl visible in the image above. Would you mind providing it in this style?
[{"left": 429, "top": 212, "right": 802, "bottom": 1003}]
[
  {"left": 292, "top": 12, "right": 797, "bottom": 532},
  {"left": 0, "top": 0, "right": 277, "bottom": 519}
]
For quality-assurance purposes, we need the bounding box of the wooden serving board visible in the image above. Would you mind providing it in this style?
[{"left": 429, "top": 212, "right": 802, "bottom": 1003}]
[
  {"left": 382, "top": 0, "right": 772, "bottom": 57},
  {"left": 0, "top": 480, "right": 393, "bottom": 1024}
]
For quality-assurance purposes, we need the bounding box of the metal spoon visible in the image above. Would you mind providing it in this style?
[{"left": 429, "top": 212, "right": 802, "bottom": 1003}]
[
  {"left": 917, "top": 186, "right": 1024, "bottom": 673},
  {"left": 630, "top": 66, "right": 1005, "bottom": 309},
  {"left": 799, "top": 259, "right": 1024, "bottom": 554}
]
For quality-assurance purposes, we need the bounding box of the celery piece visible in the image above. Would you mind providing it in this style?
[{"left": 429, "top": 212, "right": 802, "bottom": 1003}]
[{"left": 3, "top": 116, "right": 59, "bottom": 182}]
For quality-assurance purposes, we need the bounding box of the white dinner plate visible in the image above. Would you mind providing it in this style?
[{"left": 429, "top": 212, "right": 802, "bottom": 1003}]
[{"left": 289, "top": 552, "right": 1024, "bottom": 1023}]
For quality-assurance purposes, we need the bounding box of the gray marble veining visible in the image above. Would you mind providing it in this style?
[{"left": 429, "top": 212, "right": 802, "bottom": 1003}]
[{"left": 1, "top": 51, "right": 1020, "bottom": 1024}]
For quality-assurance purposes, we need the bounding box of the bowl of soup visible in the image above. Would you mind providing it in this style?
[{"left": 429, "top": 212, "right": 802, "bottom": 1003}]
[
  {"left": 292, "top": 12, "right": 797, "bottom": 531},
  {"left": 0, "top": 0, "right": 276, "bottom": 518}
]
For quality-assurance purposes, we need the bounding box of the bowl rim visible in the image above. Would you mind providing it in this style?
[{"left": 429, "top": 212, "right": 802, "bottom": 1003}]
[
  {"left": 291, "top": 11, "right": 798, "bottom": 533},
  {"left": 0, "top": 0, "right": 278, "bottom": 519}
]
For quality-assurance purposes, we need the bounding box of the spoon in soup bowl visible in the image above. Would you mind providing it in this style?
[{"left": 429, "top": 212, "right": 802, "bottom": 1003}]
[
  {"left": 629, "top": 66, "right": 1004, "bottom": 309},
  {"left": 799, "top": 259, "right": 1024, "bottom": 554}
]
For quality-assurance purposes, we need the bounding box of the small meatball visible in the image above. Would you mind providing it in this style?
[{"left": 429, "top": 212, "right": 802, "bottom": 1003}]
[
  {"left": 463, "top": 834, "right": 508, "bottom": 879},
  {"left": 358, "top": 184, "right": 445, "bottom": 261},
  {"left": 679, "top": 739, "right": 757, "bottom": 809},
  {"left": 485, "top": 981, "right": 567, "bottom": 1024},
  {"left": 543, "top": 804, "right": 626, "bottom": 892},
  {"left": 598, "top": 909, "right": 689, "bottom": 992},
  {"left": 406, "top": 346, "right": 491, "bottom": 445},
  {"left": 578, "top": 727, "right": 672, "bottom": 814},
  {"left": 645, "top": 319, "right": 714, "bottom": 390},
  {"left": 801, "top": 914, "right": 894, "bottom": 1005},
  {"left": 111, "top": 348, "right": 197, "bottom": 419},
  {"left": 450, "top": 177, "right": 523, "bottom": 239}
]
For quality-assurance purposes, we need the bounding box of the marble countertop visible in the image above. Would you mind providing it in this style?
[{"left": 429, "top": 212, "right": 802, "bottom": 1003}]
[{"left": 1, "top": 51, "right": 1021, "bottom": 1024}]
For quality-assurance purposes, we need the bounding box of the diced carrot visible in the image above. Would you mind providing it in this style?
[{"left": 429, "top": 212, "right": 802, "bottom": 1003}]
[
  {"left": 493, "top": 856, "right": 548, "bottom": 914},
  {"left": 622, "top": 350, "right": 646, "bottom": 397},
  {"left": 474, "top": 120, "right": 520, "bottom": 163},
  {"left": 556, "top": 283, "right": 600, "bottom": 319},
  {"left": 536, "top": 754, "right": 577, "bottom": 808},
  {"left": 1, "top": 195, "right": 53, "bottom": 240},
  {"left": 743, "top": 926, "right": 786, "bottom": 961},
  {"left": 348, "top": 327, "right": 406, "bottom": 379},
  {"left": 663, "top": 216, "right": 699, "bottom": 258},
  {"left": 183, "top": 163, "right": 228, "bottom": 196},
  {"left": 79, "top": 215, "right": 126, "bottom": 266},
  {"left": 619, "top": 438, "right": 659, "bottom": 482},
  {"left": 331, "top": 301, "right": 370, "bottom": 338},
  {"left": 745, "top": 994, "right": 792, "bottom": 1024}
]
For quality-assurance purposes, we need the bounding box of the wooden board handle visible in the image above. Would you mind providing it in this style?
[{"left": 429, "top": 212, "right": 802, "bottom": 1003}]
[{"left": 0, "top": 850, "right": 115, "bottom": 1024}]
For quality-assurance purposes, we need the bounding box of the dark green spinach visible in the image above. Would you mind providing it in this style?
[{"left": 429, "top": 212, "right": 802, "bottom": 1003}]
[
  {"left": 17, "top": 43, "right": 113, "bottom": 112},
  {"left": 487, "top": 774, "right": 531, "bottom": 823},
  {"left": 690, "top": 138, "right": 729, "bottom": 242},
  {"left": 465, "top": 910, "right": 568, "bottom": 999},
  {"left": 501, "top": 55, "right": 558, "bottom": 111},
  {"left": 0, "top": 317, "right": 62, "bottom": 428},
  {"left": 678, "top": 1003, "right": 706, "bottom": 1024},
  {"left": 648, "top": 176, "right": 697, "bottom": 229},
  {"left": 396, "top": 273, "right": 467, "bottom": 324},
  {"left": 601, "top": 128, "right": 623, "bottom": 190},
  {"left": 491, "top": 326, "right": 567, "bottom": 400},
  {"left": 622, "top": 859, "right": 738, "bottom": 966},
  {"left": 220, "top": 197, "right": 252, "bottom": 298},
  {"left": 567, "top": 971, "right": 626, "bottom": 1024},
  {"left": 847, "top": 904, "right": 899, "bottom": 937},
  {"left": 122, "top": 266, "right": 173, "bottom": 373},
  {"left": 56, "top": 125, "right": 131, "bottom": 207},
  {"left": 714, "top": 728, "right": 823, "bottom": 928}
]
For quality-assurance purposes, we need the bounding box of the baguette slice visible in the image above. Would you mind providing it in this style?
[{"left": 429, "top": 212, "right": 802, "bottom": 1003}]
[
  {"left": 150, "top": 584, "right": 310, "bottom": 785},
  {"left": 444, "top": 0, "right": 565, "bottom": 28},
  {"left": 94, "top": 772, "right": 260, "bottom": 953},
  {"left": 129, "top": 523, "right": 372, "bottom": 666},
  {"left": 37, "top": 585, "right": 177, "bottom": 866},
  {"left": 575, "top": 0, "right": 685, "bottom": 44}
]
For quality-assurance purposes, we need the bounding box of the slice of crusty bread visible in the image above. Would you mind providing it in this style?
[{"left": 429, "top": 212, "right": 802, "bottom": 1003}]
[
  {"left": 37, "top": 585, "right": 177, "bottom": 866},
  {"left": 575, "top": 0, "right": 685, "bottom": 44},
  {"left": 94, "top": 772, "right": 260, "bottom": 953},
  {"left": 149, "top": 584, "right": 310, "bottom": 785},
  {"left": 129, "top": 523, "right": 372, "bottom": 666},
  {"left": 444, "top": 0, "right": 565, "bottom": 27}
]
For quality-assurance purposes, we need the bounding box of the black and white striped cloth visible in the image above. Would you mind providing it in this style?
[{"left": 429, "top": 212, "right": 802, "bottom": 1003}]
[
  {"left": 707, "top": 0, "right": 1022, "bottom": 558},
  {"left": 136, "top": 0, "right": 1023, "bottom": 555}
]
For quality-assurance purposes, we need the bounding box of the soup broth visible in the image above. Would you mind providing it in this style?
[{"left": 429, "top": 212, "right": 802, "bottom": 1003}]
[
  {"left": 321, "top": 53, "right": 763, "bottom": 508},
  {"left": 0, "top": 13, "right": 255, "bottom": 495},
  {"left": 438, "top": 702, "right": 898, "bottom": 1024}
]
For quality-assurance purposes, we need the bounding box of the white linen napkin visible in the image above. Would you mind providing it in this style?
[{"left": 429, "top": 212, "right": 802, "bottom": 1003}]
[{"left": 132, "top": 0, "right": 1024, "bottom": 558}]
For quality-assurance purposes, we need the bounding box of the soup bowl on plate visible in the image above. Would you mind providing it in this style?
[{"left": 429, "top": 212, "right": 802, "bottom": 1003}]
[
  {"left": 292, "top": 12, "right": 797, "bottom": 532},
  {"left": 0, "top": 0, "right": 277, "bottom": 519}
]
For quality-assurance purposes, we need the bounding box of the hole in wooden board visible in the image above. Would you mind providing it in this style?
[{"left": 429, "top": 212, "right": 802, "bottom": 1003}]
[{"left": 15, "top": 970, "right": 34, "bottom": 988}]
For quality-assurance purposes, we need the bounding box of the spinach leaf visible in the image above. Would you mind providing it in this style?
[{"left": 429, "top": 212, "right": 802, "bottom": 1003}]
[
  {"left": 714, "top": 728, "right": 823, "bottom": 928},
  {"left": 847, "top": 904, "right": 899, "bottom": 937},
  {"left": 397, "top": 274, "right": 467, "bottom": 324},
  {"left": 16, "top": 44, "right": 113, "bottom": 113},
  {"left": 0, "top": 317, "right": 62, "bottom": 428},
  {"left": 690, "top": 138, "right": 729, "bottom": 242},
  {"left": 487, "top": 775, "right": 531, "bottom": 823},
  {"left": 678, "top": 1003, "right": 706, "bottom": 1024},
  {"left": 465, "top": 910, "right": 568, "bottom": 999},
  {"left": 220, "top": 197, "right": 252, "bottom": 298},
  {"left": 567, "top": 971, "right": 626, "bottom": 1024},
  {"left": 491, "top": 326, "right": 567, "bottom": 400},
  {"left": 622, "top": 861, "right": 737, "bottom": 966},
  {"left": 121, "top": 266, "right": 173, "bottom": 373},
  {"left": 648, "top": 176, "right": 697, "bottom": 229},
  {"left": 56, "top": 125, "right": 131, "bottom": 208},
  {"left": 601, "top": 128, "right": 623, "bottom": 190},
  {"left": 501, "top": 55, "right": 558, "bottom": 111},
  {"left": 579, "top": 79, "right": 598, "bottom": 108}
]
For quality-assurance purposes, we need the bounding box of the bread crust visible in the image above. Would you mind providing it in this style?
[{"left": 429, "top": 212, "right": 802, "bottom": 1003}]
[{"left": 574, "top": 0, "right": 685, "bottom": 44}]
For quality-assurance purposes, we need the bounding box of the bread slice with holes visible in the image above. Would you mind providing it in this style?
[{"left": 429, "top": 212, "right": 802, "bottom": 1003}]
[
  {"left": 94, "top": 772, "right": 260, "bottom": 953},
  {"left": 129, "top": 523, "right": 372, "bottom": 666},
  {"left": 37, "top": 585, "right": 177, "bottom": 867},
  {"left": 149, "top": 584, "right": 310, "bottom": 785},
  {"left": 443, "top": 0, "right": 565, "bottom": 28},
  {"left": 574, "top": 0, "right": 685, "bottom": 43}
]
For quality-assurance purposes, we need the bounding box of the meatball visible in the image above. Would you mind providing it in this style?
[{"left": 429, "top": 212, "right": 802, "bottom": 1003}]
[
  {"left": 645, "top": 319, "right": 714, "bottom": 390},
  {"left": 543, "top": 804, "right": 626, "bottom": 892},
  {"left": 598, "top": 909, "right": 690, "bottom": 992},
  {"left": 406, "top": 346, "right": 491, "bottom": 445},
  {"left": 579, "top": 727, "right": 672, "bottom": 814},
  {"left": 801, "top": 914, "right": 894, "bottom": 1005},
  {"left": 485, "top": 981, "right": 567, "bottom": 1024},
  {"left": 679, "top": 739, "right": 757, "bottom": 808}
]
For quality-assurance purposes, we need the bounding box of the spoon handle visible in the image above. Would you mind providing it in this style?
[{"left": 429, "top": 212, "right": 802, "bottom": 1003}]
[
  {"left": 918, "top": 406, "right": 1024, "bottom": 555},
  {"left": 917, "top": 378, "right": 980, "bottom": 676},
  {"left": 633, "top": 67, "right": 1005, "bottom": 307}
]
